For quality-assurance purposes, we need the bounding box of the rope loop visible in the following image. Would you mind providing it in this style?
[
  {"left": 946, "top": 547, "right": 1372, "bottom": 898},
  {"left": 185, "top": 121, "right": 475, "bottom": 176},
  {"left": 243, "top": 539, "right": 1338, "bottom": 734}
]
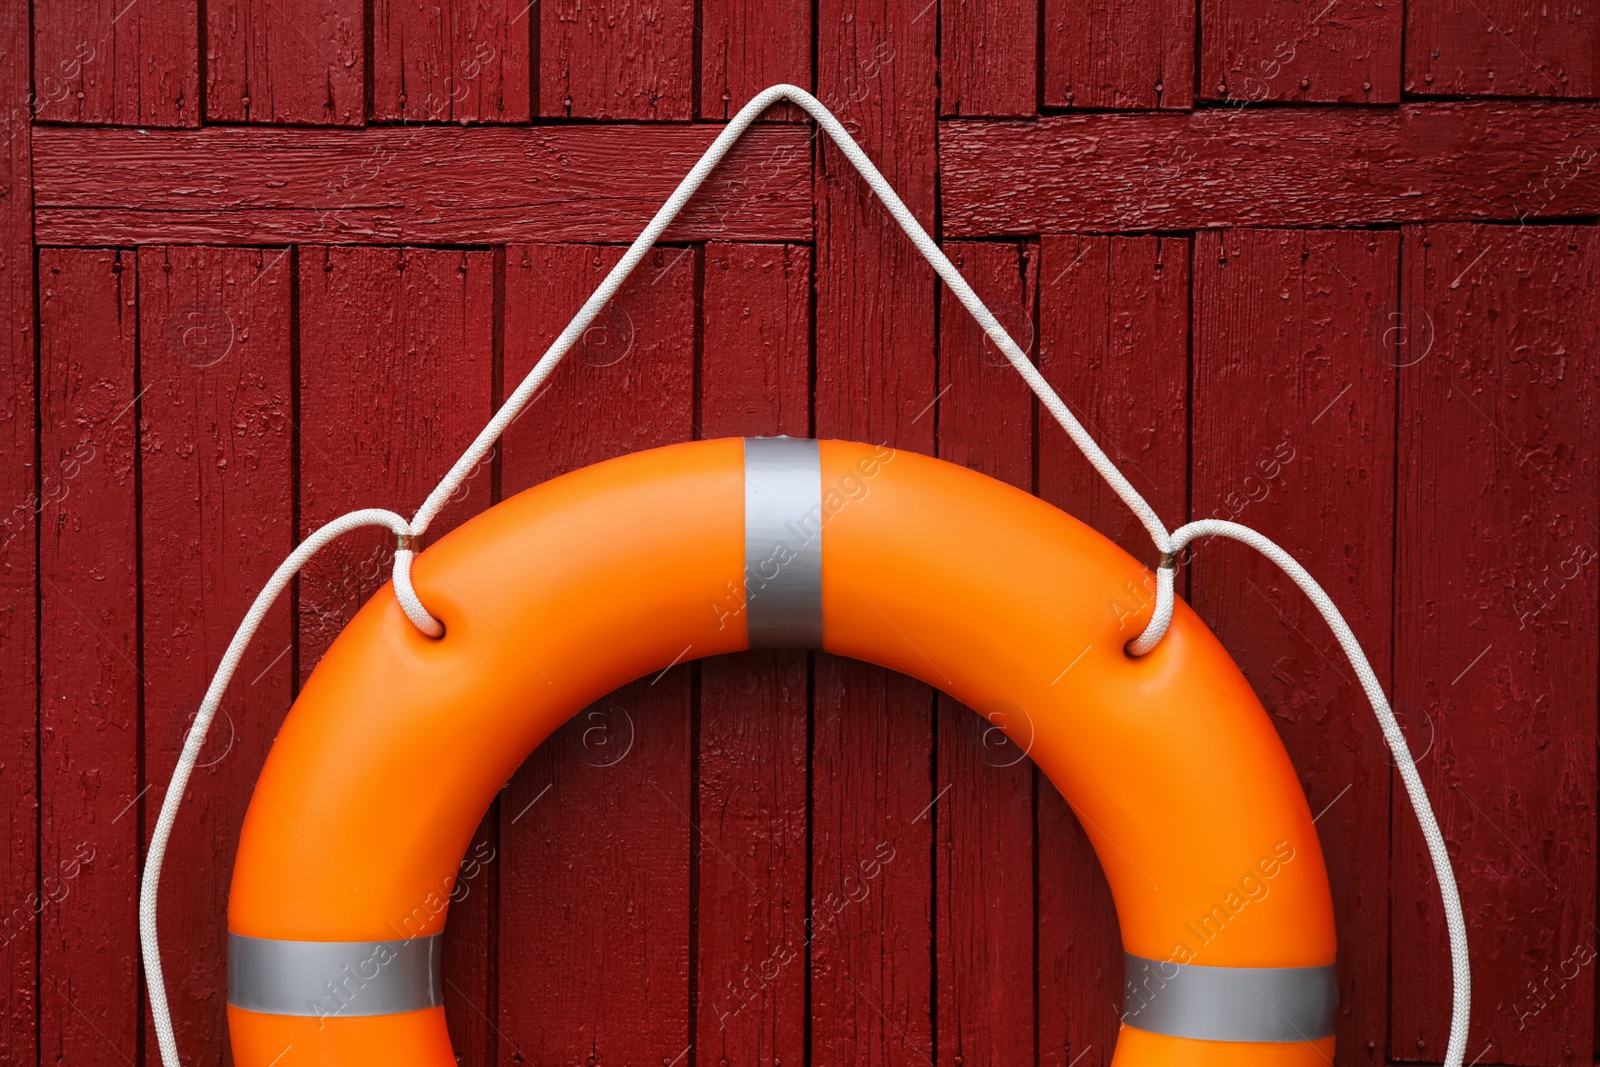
[
  {"left": 387, "top": 81, "right": 1176, "bottom": 638},
  {"left": 139, "top": 508, "right": 431, "bottom": 1067},
  {"left": 393, "top": 548, "right": 444, "bottom": 637},
  {"left": 1124, "top": 521, "right": 1469, "bottom": 1067}
]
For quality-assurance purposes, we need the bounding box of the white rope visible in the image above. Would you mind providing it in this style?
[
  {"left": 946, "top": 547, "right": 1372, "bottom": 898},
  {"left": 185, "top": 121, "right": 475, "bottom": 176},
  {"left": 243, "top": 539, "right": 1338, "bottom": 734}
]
[
  {"left": 139, "top": 509, "right": 420, "bottom": 1067},
  {"left": 1154, "top": 522, "right": 1470, "bottom": 1066},
  {"left": 389, "top": 82, "right": 1174, "bottom": 638},
  {"left": 138, "top": 84, "right": 1468, "bottom": 1067}
]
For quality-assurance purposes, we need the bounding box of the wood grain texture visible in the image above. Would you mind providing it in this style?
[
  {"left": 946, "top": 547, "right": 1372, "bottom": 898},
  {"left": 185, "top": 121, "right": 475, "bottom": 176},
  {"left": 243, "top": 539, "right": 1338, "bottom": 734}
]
[
  {"left": 138, "top": 246, "right": 295, "bottom": 1067},
  {"left": 700, "top": 243, "right": 813, "bottom": 438},
  {"left": 37, "top": 249, "right": 140, "bottom": 1067},
  {"left": 501, "top": 244, "right": 699, "bottom": 489},
  {"left": 934, "top": 241, "right": 1036, "bottom": 1067},
  {"left": 0, "top": 2, "right": 36, "bottom": 1058},
  {"left": 32, "top": 0, "right": 199, "bottom": 125},
  {"left": 940, "top": 103, "right": 1600, "bottom": 234},
  {"left": 372, "top": 0, "right": 534, "bottom": 122},
  {"left": 1392, "top": 224, "right": 1599, "bottom": 1064},
  {"left": 811, "top": 4, "right": 938, "bottom": 1067},
  {"left": 1037, "top": 235, "right": 1188, "bottom": 559},
  {"left": 206, "top": 0, "right": 364, "bottom": 124},
  {"left": 1405, "top": 0, "right": 1597, "bottom": 97},
  {"left": 1200, "top": 0, "right": 1400, "bottom": 102},
  {"left": 695, "top": 648, "right": 809, "bottom": 1065},
  {"left": 697, "top": 242, "right": 812, "bottom": 1067},
  {"left": 1044, "top": 0, "right": 1193, "bottom": 109},
  {"left": 1037, "top": 786, "right": 1120, "bottom": 1067},
  {"left": 814, "top": 1, "right": 938, "bottom": 446},
  {"left": 32, "top": 125, "right": 813, "bottom": 245},
  {"left": 496, "top": 242, "right": 696, "bottom": 1067},
  {"left": 1189, "top": 228, "right": 1397, "bottom": 1067},
  {"left": 698, "top": 0, "right": 811, "bottom": 118},
  {"left": 936, "top": 242, "right": 1036, "bottom": 488},
  {"left": 1035, "top": 235, "right": 1188, "bottom": 1067},
  {"left": 295, "top": 246, "right": 495, "bottom": 670},
  {"left": 540, "top": 0, "right": 695, "bottom": 119},
  {"left": 942, "top": 0, "right": 1038, "bottom": 116},
  {"left": 810, "top": 661, "right": 933, "bottom": 1067}
]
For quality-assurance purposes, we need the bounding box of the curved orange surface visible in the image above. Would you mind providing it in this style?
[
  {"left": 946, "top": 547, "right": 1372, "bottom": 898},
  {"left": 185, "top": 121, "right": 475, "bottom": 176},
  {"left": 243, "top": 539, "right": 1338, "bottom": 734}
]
[{"left": 228, "top": 438, "right": 1335, "bottom": 1066}]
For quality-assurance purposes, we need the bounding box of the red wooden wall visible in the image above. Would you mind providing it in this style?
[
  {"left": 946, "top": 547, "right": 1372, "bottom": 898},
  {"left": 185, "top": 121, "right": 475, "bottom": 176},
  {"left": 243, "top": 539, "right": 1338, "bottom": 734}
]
[{"left": 4, "top": 1, "right": 1598, "bottom": 1066}]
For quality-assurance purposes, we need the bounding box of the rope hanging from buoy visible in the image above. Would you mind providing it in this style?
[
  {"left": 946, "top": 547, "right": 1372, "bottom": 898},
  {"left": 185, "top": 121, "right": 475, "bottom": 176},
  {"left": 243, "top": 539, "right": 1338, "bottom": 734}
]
[{"left": 138, "top": 83, "right": 1470, "bottom": 1067}]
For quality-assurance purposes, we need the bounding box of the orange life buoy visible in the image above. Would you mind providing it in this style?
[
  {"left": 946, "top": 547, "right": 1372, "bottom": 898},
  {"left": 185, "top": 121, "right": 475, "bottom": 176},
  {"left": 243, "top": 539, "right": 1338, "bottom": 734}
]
[{"left": 227, "top": 437, "right": 1336, "bottom": 1067}]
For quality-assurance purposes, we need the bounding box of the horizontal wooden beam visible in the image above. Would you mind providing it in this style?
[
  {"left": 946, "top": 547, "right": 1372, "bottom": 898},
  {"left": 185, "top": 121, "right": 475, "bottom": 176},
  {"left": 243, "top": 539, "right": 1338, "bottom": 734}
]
[
  {"left": 33, "top": 124, "right": 815, "bottom": 245},
  {"left": 32, "top": 104, "right": 1599, "bottom": 244},
  {"left": 940, "top": 102, "right": 1600, "bottom": 234}
]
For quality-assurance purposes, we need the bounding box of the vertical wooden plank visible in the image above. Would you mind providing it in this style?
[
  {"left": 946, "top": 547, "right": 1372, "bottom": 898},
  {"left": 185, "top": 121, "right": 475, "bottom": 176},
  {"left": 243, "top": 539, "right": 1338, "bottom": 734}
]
[
  {"left": 1036, "top": 792, "right": 1120, "bottom": 1067},
  {"left": 1405, "top": 0, "right": 1596, "bottom": 97},
  {"left": 372, "top": 0, "right": 533, "bottom": 122},
  {"left": 539, "top": 0, "right": 694, "bottom": 119},
  {"left": 941, "top": 0, "right": 1038, "bottom": 116},
  {"left": 1190, "top": 228, "right": 1397, "bottom": 1067},
  {"left": 207, "top": 0, "right": 365, "bottom": 124},
  {"left": 700, "top": 244, "right": 811, "bottom": 439},
  {"left": 1393, "top": 224, "right": 1599, "bottom": 1064},
  {"left": 1037, "top": 236, "right": 1188, "bottom": 561},
  {"left": 497, "top": 242, "right": 696, "bottom": 1066},
  {"left": 1035, "top": 234, "right": 1188, "bottom": 1067},
  {"left": 810, "top": 660, "right": 932, "bottom": 1067},
  {"left": 811, "top": 2, "right": 938, "bottom": 1067},
  {"left": 444, "top": 818, "right": 498, "bottom": 1067},
  {"left": 139, "top": 246, "right": 295, "bottom": 1067},
  {"left": 936, "top": 241, "right": 1036, "bottom": 488},
  {"left": 1044, "top": 0, "right": 1192, "bottom": 109},
  {"left": 696, "top": 241, "right": 812, "bottom": 1067},
  {"left": 501, "top": 244, "right": 697, "bottom": 482},
  {"left": 0, "top": 0, "right": 37, "bottom": 1055},
  {"left": 295, "top": 247, "right": 495, "bottom": 672},
  {"left": 296, "top": 245, "right": 496, "bottom": 1065},
  {"left": 37, "top": 250, "right": 139, "bottom": 1067},
  {"left": 933, "top": 241, "right": 1037, "bottom": 1067},
  {"left": 698, "top": 0, "right": 810, "bottom": 119},
  {"left": 32, "top": 0, "right": 200, "bottom": 125},
  {"left": 814, "top": 9, "right": 938, "bottom": 457},
  {"left": 1199, "top": 0, "right": 1400, "bottom": 103}
]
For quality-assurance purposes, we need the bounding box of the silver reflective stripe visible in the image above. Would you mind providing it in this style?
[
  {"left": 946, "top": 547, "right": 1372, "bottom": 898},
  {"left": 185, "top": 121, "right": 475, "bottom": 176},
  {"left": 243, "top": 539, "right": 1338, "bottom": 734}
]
[
  {"left": 228, "top": 932, "right": 443, "bottom": 1017},
  {"left": 1122, "top": 952, "right": 1337, "bottom": 1042},
  {"left": 743, "top": 437, "right": 824, "bottom": 648}
]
